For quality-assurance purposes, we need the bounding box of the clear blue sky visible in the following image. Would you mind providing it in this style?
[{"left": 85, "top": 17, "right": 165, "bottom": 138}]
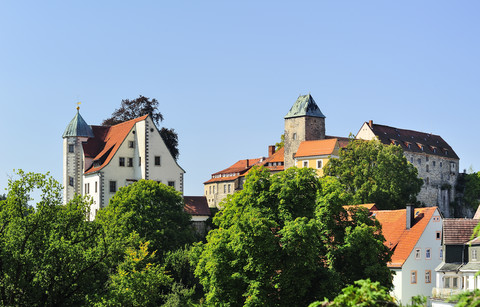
[{"left": 1, "top": 1, "right": 479, "bottom": 196}]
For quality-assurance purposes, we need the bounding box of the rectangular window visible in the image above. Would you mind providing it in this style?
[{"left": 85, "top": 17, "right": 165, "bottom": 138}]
[
  {"left": 68, "top": 144, "right": 74, "bottom": 153},
  {"left": 440, "top": 162, "right": 443, "bottom": 168},
  {"left": 155, "top": 156, "right": 161, "bottom": 166},
  {"left": 139, "top": 157, "right": 141, "bottom": 166},
  {"left": 95, "top": 181, "right": 98, "bottom": 193},
  {"left": 213, "top": 186, "right": 215, "bottom": 194},
  {"left": 440, "top": 247, "right": 443, "bottom": 259},
  {"left": 417, "top": 158, "right": 421, "bottom": 165},
  {"left": 415, "top": 248, "right": 421, "bottom": 259},
  {"left": 436, "top": 231, "right": 441, "bottom": 240},
  {"left": 109, "top": 181, "right": 116, "bottom": 193},
  {"left": 317, "top": 160, "right": 323, "bottom": 169},
  {"left": 168, "top": 181, "right": 175, "bottom": 188},
  {"left": 425, "top": 270, "right": 431, "bottom": 283},
  {"left": 426, "top": 156, "right": 429, "bottom": 162},
  {"left": 87, "top": 183, "right": 90, "bottom": 194},
  {"left": 69, "top": 177, "right": 74, "bottom": 187},
  {"left": 453, "top": 277, "right": 458, "bottom": 288},
  {"left": 473, "top": 249, "right": 478, "bottom": 261},
  {"left": 119, "top": 157, "right": 125, "bottom": 167},
  {"left": 224, "top": 184, "right": 226, "bottom": 193},
  {"left": 228, "top": 184, "right": 231, "bottom": 193},
  {"left": 303, "top": 161, "right": 308, "bottom": 168},
  {"left": 85, "top": 183, "right": 87, "bottom": 194},
  {"left": 433, "top": 161, "right": 436, "bottom": 167},
  {"left": 411, "top": 271, "right": 417, "bottom": 284},
  {"left": 426, "top": 248, "right": 431, "bottom": 259},
  {"left": 209, "top": 186, "right": 212, "bottom": 194},
  {"left": 444, "top": 277, "right": 450, "bottom": 288},
  {"left": 127, "top": 158, "right": 133, "bottom": 167},
  {"left": 426, "top": 165, "right": 429, "bottom": 172},
  {"left": 128, "top": 141, "right": 135, "bottom": 148}
]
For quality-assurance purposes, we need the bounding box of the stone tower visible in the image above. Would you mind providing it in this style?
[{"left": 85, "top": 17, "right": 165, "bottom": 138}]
[
  {"left": 62, "top": 107, "right": 94, "bottom": 204},
  {"left": 284, "top": 94, "right": 326, "bottom": 169}
]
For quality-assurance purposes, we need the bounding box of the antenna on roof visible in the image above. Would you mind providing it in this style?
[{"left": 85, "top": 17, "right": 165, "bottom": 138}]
[{"left": 76, "top": 102, "right": 81, "bottom": 111}]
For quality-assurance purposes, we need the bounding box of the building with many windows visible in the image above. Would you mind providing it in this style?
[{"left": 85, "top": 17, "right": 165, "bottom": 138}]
[
  {"left": 63, "top": 108, "right": 185, "bottom": 220},
  {"left": 356, "top": 121, "right": 460, "bottom": 217}
]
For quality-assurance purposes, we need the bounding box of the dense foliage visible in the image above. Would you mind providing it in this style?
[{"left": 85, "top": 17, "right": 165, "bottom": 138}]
[
  {"left": 0, "top": 171, "right": 112, "bottom": 305},
  {"left": 324, "top": 139, "right": 423, "bottom": 210},
  {"left": 195, "top": 167, "right": 392, "bottom": 306},
  {"left": 102, "top": 95, "right": 180, "bottom": 160}
]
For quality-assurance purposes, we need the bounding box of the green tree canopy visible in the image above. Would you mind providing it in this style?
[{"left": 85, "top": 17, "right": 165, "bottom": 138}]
[
  {"left": 97, "top": 180, "right": 196, "bottom": 261},
  {"left": 0, "top": 170, "right": 113, "bottom": 306},
  {"left": 324, "top": 139, "right": 423, "bottom": 210},
  {"left": 194, "top": 167, "right": 392, "bottom": 306},
  {"left": 102, "top": 95, "right": 180, "bottom": 160}
]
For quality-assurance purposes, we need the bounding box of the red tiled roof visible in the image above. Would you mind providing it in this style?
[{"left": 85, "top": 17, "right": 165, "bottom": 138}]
[
  {"left": 365, "top": 122, "right": 459, "bottom": 160},
  {"left": 443, "top": 219, "right": 478, "bottom": 245},
  {"left": 373, "top": 207, "right": 438, "bottom": 268},
  {"left": 326, "top": 135, "right": 350, "bottom": 149},
  {"left": 295, "top": 139, "right": 338, "bottom": 158},
  {"left": 84, "top": 115, "right": 149, "bottom": 174},
  {"left": 184, "top": 196, "right": 211, "bottom": 216}
]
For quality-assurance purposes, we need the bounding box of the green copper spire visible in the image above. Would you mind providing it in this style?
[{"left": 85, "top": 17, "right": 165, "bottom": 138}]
[
  {"left": 284, "top": 94, "right": 326, "bottom": 119},
  {"left": 62, "top": 108, "right": 94, "bottom": 138}
]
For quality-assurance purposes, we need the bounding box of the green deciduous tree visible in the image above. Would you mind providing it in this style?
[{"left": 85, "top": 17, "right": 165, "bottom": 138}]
[
  {"left": 194, "top": 167, "right": 392, "bottom": 306},
  {"left": 102, "top": 95, "right": 180, "bottom": 160},
  {"left": 97, "top": 180, "right": 196, "bottom": 261},
  {"left": 0, "top": 170, "right": 112, "bottom": 306},
  {"left": 324, "top": 139, "right": 423, "bottom": 210},
  {"left": 311, "top": 279, "right": 397, "bottom": 307},
  {"left": 95, "top": 241, "right": 173, "bottom": 307}
]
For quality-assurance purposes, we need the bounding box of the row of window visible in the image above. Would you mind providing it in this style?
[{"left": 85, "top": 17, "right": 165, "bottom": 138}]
[
  {"left": 392, "top": 139, "right": 450, "bottom": 156},
  {"left": 118, "top": 156, "right": 162, "bottom": 167},
  {"left": 109, "top": 180, "right": 175, "bottom": 193},
  {"left": 414, "top": 246, "right": 443, "bottom": 260},
  {"left": 84, "top": 182, "right": 98, "bottom": 194},
  {"left": 302, "top": 160, "right": 323, "bottom": 169},
  {"left": 411, "top": 270, "right": 432, "bottom": 284}
]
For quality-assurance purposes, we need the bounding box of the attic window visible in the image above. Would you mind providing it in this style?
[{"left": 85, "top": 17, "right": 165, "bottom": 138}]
[
  {"left": 128, "top": 141, "right": 135, "bottom": 148},
  {"left": 68, "top": 144, "right": 74, "bottom": 153},
  {"left": 445, "top": 149, "right": 449, "bottom": 155}
]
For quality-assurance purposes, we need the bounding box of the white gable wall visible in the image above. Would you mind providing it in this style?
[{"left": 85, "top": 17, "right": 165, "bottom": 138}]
[
  {"left": 356, "top": 122, "right": 376, "bottom": 140},
  {"left": 395, "top": 209, "right": 443, "bottom": 304}
]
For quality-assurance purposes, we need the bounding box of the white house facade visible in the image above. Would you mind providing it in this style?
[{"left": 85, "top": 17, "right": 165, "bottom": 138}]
[{"left": 63, "top": 109, "right": 185, "bottom": 220}]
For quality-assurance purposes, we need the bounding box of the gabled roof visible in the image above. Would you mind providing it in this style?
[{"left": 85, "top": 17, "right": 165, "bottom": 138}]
[
  {"left": 362, "top": 121, "right": 458, "bottom": 159},
  {"left": 442, "top": 219, "right": 478, "bottom": 245},
  {"left": 204, "top": 158, "right": 263, "bottom": 184},
  {"left": 204, "top": 147, "right": 286, "bottom": 184},
  {"left": 294, "top": 138, "right": 338, "bottom": 158},
  {"left": 63, "top": 110, "right": 95, "bottom": 138},
  {"left": 373, "top": 207, "right": 438, "bottom": 268},
  {"left": 285, "top": 94, "right": 326, "bottom": 119},
  {"left": 184, "top": 196, "right": 211, "bottom": 216},
  {"left": 84, "top": 115, "right": 149, "bottom": 174},
  {"left": 344, "top": 203, "right": 378, "bottom": 211}
]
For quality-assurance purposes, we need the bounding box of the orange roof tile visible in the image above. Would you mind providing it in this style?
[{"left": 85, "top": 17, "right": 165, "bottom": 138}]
[
  {"left": 343, "top": 203, "right": 378, "bottom": 211},
  {"left": 373, "top": 207, "right": 438, "bottom": 268},
  {"left": 84, "top": 115, "right": 149, "bottom": 174},
  {"left": 294, "top": 138, "right": 338, "bottom": 158}
]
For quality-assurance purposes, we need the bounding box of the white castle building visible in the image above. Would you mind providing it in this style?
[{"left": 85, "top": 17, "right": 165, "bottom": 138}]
[{"left": 63, "top": 108, "right": 185, "bottom": 220}]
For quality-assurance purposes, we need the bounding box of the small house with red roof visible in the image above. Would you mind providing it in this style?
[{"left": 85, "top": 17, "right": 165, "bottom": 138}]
[
  {"left": 63, "top": 109, "right": 185, "bottom": 220},
  {"left": 364, "top": 205, "right": 443, "bottom": 304},
  {"left": 294, "top": 138, "right": 340, "bottom": 176},
  {"left": 356, "top": 120, "right": 460, "bottom": 217}
]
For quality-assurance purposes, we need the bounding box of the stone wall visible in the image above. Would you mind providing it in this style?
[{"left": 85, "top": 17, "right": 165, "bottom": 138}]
[{"left": 404, "top": 152, "right": 459, "bottom": 217}]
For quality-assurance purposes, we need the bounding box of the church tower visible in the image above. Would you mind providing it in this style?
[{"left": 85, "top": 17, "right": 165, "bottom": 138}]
[
  {"left": 62, "top": 107, "right": 94, "bottom": 204},
  {"left": 284, "top": 94, "right": 326, "bottom": 169}
]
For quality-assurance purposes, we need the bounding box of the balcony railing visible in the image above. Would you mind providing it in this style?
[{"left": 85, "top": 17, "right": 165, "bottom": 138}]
[{"left": 431, "top": 287, "right": 464, "bottom": 300}]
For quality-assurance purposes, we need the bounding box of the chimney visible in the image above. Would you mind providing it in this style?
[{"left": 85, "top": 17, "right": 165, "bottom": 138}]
[
  {"left": 368, "top": 120, "right": 373, "bottom": 128},
  {"left": 268, "top": 145, "right": 276, "bottom": 157},
  {"left": 406, "top": 204, "right": 415, "bottom": 230},
  {"left": 246, "top": 159, "right": 249, "bottom": 168}
]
